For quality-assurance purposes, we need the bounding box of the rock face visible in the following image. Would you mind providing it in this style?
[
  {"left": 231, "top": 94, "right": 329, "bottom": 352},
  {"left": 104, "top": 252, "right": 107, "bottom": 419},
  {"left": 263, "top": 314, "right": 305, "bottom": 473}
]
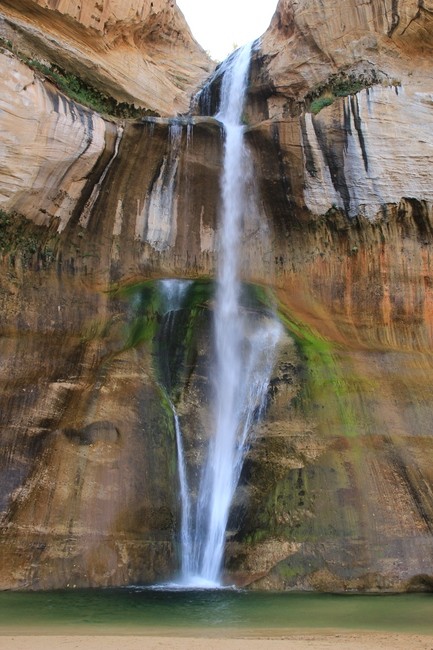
[
  {"left": 0, "top": 51, "right": 115, "bottom": 230},
  {"left": 300, "top": 87, "right": 433, "bottom": 219},
  {"left": 0, "top": 0, "right": 212, "bottom": 115},
  {"left": 1, "top": 0, "right": 433, "bottom": 591},
  {"left": 259, "top": 0, "right": 433, "bottom": 113}
]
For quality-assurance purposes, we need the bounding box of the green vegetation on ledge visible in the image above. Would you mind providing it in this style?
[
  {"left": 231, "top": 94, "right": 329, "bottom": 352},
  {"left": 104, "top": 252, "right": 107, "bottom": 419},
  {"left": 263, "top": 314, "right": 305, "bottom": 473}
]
[
  {"left": 309, "top": 78, "right": 368, "bottom": 114},
  {"left": 0, "top": 209, "right": 58, "bottom": 268},
  {"left": 310, "top": 96, "right": 334, "bottom": 114},
  {"left": 0, "top": 38, "right": 158, "bottom": 119},
  {"left": 306, "top": 68, "right": 399, "bottom": 114}
]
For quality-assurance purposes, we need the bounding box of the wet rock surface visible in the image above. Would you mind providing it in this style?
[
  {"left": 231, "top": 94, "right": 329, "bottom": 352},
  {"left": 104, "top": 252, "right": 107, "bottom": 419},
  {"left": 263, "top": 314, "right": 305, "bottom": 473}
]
[{"left": 0, "top": 0, "right": 433, "bottom": 591}]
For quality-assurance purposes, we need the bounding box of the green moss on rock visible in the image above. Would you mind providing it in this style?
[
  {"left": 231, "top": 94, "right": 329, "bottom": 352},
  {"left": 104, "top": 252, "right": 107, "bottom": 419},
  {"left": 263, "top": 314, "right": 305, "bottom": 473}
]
[
  {"left": 0, "top": 209, "right": 58, "bottom": 268},
  {"left": 277, "top": 307, "right": 360, "bottom": 438}
]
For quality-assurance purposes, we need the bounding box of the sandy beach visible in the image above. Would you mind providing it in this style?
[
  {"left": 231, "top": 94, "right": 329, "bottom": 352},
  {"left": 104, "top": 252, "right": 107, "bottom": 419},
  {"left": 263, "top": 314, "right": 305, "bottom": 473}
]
[{"left": 2, "top": 632, "right": 433, "bottom": 650}]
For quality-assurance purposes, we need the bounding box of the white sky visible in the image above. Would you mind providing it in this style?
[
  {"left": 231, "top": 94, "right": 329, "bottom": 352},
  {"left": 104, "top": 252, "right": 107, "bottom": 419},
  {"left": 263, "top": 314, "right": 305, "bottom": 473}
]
[{"left": 177, "top": 0, "right": 278, "bottom": 61}]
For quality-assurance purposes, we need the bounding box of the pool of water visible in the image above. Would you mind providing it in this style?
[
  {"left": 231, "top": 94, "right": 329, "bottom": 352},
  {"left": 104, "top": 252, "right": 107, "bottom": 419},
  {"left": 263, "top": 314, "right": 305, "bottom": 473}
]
[{"left": 0, "top": 589, "right": 432, "bottom": 635}]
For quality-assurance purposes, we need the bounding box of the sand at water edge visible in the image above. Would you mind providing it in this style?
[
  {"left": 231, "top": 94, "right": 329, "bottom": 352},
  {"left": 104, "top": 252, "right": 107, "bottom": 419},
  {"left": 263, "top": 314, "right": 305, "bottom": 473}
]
[{"left": 2, "top": 632, "right": 433, "bottom": 649}]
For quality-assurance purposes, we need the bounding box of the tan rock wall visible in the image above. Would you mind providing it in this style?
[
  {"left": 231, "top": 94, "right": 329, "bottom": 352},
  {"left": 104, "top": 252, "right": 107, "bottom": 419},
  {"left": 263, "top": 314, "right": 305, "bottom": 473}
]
[
  {"left": 33, "top": 0, "right": 161, "bottom": 32},
  {"left": 0, "top": 51, "right": 114, "bottom": 230},
  {"left": 0, "top": 301, "right": 178, "bottom": 588},
  {"left": 0, "top": 0, "right": 212, "bottom": 115},
  {"left": 259, "top": 0, "right": 433, "bottom": 110},
  {"left": 301, "top": 86, "right": 433, "bottom": 218}
]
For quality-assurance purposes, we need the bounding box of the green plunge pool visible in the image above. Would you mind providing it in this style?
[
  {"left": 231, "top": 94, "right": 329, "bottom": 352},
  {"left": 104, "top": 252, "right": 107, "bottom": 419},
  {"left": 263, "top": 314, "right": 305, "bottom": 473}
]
[{"left": 0, "top": 589, "right": 432, "bottom": 635}]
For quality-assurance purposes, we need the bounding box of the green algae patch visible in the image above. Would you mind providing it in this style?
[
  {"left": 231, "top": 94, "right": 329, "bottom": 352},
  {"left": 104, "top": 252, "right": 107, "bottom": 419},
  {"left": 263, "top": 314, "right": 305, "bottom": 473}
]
[
  {"left": 114, "top": 281, "right": 161, "bottom": 350},
  {"left": 113, "top": 279, "right": 213, "bottom": 399},
  {"left": 277, "top": 306, "right": 360, "bottom": 438},
  {"left": 113, "top": 278, "right": 278, "bottom": 400}
]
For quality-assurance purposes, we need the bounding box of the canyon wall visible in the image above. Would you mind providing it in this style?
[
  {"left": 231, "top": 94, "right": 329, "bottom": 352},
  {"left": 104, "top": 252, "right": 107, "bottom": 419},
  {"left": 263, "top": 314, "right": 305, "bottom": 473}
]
[
  {"left": 0, "top": 0, "right": 212, "bottom": 115},
  {"left": 0, "top": 0, "right": 433, "bottom": 591}
]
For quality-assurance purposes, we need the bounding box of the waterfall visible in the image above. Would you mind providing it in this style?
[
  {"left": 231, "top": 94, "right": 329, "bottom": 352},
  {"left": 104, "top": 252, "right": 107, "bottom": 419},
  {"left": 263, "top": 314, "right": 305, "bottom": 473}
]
[
  {"left": 172, "top": 44, "right": 282, "bottom": 587},
  {"left": 159, "top": 278, "right": 192, "bottom": 314},
  {"left": 153, "top": 46, "right": 281, "bottom": 589},
  {"left": 169, "top": 400, "right": 193, "bottom": 578},
  {"left": 157, "top": 279, "right": 194, "bottom": 578}
]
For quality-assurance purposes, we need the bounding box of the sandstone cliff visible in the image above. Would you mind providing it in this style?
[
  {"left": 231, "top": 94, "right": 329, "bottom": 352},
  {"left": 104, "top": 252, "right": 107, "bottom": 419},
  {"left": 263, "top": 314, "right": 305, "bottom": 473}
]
[
  {"left": 0, "top": 0, "right": 212, "bottom": 115},
  {"left": 0, "top": 0, "right": 433, "bottom": 592},
  {"left": 259, "top": 0, "right": 433, "bottom": 112}
]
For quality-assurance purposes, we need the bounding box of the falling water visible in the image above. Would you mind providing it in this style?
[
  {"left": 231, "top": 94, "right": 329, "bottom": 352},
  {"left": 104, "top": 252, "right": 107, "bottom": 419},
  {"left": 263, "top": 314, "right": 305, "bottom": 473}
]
[
  {"left": 159, "top": 278, "right": 192, "bottom": 314},
  {"left": 157, "top": 279, "right": 194, "bottom": 579},
  {"left": 153, "top": 46, "right": 281, "bottom": 589},
  {"left": 173, "top": 44, "right": 282, "bottom": 586},
  {"left": 169, "top": 401, "right": 193, "bottom": 578}
]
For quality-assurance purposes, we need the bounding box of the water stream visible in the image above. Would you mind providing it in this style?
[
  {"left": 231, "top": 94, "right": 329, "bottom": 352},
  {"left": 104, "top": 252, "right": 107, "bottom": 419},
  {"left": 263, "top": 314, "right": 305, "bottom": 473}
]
[
  {"left": 154, "top": 45, "right": 281, "bottom": 588},
  {"left": 167, "top": 44, "right": 281, "bottom": 586},
  {"left": 157, "top": 279, "right": 194, "bottom": 579}
]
